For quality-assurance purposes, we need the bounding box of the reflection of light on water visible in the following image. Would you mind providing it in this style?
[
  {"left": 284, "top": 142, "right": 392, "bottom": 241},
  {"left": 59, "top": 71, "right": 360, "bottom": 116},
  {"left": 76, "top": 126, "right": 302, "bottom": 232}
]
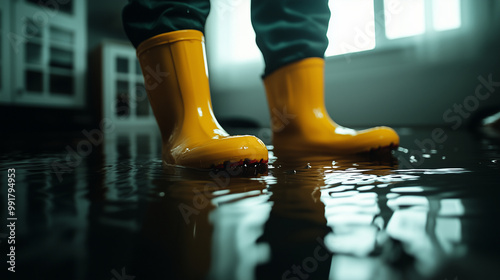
[
  {"left": 212, "top": 189, "right": 231, "bottom": 196},
  {"left": 387, "top": 195, "right": 429, "bottom": 209},
  {"left": 209, "top": 195, "right": 272, "bottom": 280},
  {"left": 439, "top": 199, "right": 465, "bottom": 216},
  {"left": 386, "top": 208, "right": 438, "bottom": 271},
  {"left": 322, "top": 168, "right": 469, "bottom": 194},
  {"left": 329, "top": 255, "right": 385, "bottom": 280},
  {"left": 329, "top": 190, "right": 359, "bottom": 198},
  {"left": 435, "top": 217, "right": 463, "bottom": 255},
  {"left": 325, "top": 226, "right": 378, "bottom": 257},
  {"left": 328, "top": 184, "right": 356, "bottom": 192},
  {"left": 324, "top": 170, "right": 420, "bottom": 186},
  {"left": 384, "top": 198, "right": 465, "bottom": 275},
  {"left": 357, "top": 185, "right": 375, "bottom": 191},
  {"left": 318, "top": 167, "right": 468, "bottom": 275},
  {"left": 211, "top": 189, "right": 267, "bottom": 207},
  {"left": 390, "top": 186, "right": 426, "bottom": 193},
  {"left": 396, "top": 168, "right": 470, "bottom": 174},
  {"left": 321, "top": 177, "right": 465, "bottom": 277}
]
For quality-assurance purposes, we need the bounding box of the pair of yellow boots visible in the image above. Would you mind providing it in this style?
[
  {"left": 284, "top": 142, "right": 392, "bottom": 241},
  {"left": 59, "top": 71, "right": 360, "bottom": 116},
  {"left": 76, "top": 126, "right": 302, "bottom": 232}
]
[{"left": 136, "top": 30, "right": 399, "bottom": 171}]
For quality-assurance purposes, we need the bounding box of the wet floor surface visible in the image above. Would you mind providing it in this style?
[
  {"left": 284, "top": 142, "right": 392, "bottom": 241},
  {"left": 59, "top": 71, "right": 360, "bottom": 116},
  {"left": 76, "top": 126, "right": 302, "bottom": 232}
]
[{"left": 1, "top": 127, "right": 500, "bottom": 280}]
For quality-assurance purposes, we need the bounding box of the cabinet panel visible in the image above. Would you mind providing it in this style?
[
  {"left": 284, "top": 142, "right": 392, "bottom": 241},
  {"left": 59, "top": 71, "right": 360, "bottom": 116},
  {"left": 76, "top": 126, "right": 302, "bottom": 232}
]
[
  {"left": 100, "top": 42, "right": 155, "bottom": 128},
  {"left": 5, "top": 0, "right": 86, "bottom": 108}
]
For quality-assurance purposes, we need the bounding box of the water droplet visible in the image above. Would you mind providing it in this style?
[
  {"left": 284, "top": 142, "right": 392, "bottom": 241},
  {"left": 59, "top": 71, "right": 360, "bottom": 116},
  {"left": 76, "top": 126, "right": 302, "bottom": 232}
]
[
  {"left": 398, "top": 147, "right": 409, "bottom": 153},
  {"left": 410, "top": 155, "right": 418, "bottom": 163}
]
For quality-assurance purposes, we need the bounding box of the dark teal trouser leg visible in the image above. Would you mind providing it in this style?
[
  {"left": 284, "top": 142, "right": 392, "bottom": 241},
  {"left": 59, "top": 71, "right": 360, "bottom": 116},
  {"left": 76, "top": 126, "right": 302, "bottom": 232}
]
[
  {"left": 122, "top": 0, "right": 331, "bottom": 76},
  {"left": 251, "top": 0, "right": 331, "bottom": 77},
  {"left": 122, "top": 0, "right": 210, "bottom": 48}
]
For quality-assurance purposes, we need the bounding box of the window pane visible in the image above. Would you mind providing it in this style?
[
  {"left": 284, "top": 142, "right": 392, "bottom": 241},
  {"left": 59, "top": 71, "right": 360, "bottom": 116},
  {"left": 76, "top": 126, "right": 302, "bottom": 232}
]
[
  {"left": 433, "top": 0, "right": 461, "bottom": 31},
  {"left": 135, "top": 84, "right": 150, "bottom": 117},
  {"left": 50, "top": 27, "right": 74, "bottom": 45},
  {"left": 116, "top": 57, "right": 129, "bottom": 73},
  {"left": 26, "top": 42, "right": 42, "bottom": 65},
  {"left": 25, "top": 19, "right": 42, "bottom": 38},
  {"left": 50, "top": 48, "right": 74, "bottom": 69},
  {"left": 384, "top": 0, "right": 426, "bottom": 39},
  {"left": 326, "top": 0, "right": 376, "bottom": 57},
  {"left": 26, "top": 70, "right": 43, "bottom": 93},
  {"left": 116, "top": 81, "right": 130, "bottom": 117},
  {"left": 50, "top": 73, "right": 74, "bottom": 95}
]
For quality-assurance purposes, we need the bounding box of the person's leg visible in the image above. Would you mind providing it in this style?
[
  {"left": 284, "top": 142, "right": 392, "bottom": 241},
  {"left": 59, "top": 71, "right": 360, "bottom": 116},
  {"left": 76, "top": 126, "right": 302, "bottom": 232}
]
[
  {"left": 122, "top": 0, "right": 211, "bottom": 48},
  {"left": 122, "top": 1, "right": 268, "bottom": 171},
  {"left": 251, "top": 0, "right": 399, "bottom": 155},
  {"left": 250, "top": 0, "right": 331, "bottom": 77}
]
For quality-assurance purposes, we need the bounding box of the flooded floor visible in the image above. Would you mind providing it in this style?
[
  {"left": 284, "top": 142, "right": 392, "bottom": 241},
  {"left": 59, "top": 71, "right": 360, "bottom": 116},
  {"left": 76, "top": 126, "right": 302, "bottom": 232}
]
[{"left": 1, "top": 127, "right": 499, "bottom": 280}]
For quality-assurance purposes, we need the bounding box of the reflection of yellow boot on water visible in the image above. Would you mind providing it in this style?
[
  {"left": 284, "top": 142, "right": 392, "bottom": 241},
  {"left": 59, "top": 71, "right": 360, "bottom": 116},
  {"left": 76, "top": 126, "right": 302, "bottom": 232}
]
[
  {"left": 264, "top": 58, "right": 399, "bottom": 155},
  {"left": 136, "top": 30, "right": 268, "bottom": 171}
]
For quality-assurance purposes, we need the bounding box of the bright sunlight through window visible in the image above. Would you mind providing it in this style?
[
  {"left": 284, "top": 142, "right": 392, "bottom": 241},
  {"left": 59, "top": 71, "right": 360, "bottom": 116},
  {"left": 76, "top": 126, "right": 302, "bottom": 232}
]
[
  {"left": 325, "top": 0, "right": 376, "bottom": 57},
  {"left": 384, "top": 0, "right": 462, "bottom": 39},
  {"left": 325, "top": 0, "right": 462, "bottom": 56},
  {"left": 384, "top": 0, "right": 426, "bottom": 39},
  {"left": 433, "top": 0, "right": 462, "bottom": 31},
  {"left": 222, "top": 0, "right": 463, "bottom": 61}
]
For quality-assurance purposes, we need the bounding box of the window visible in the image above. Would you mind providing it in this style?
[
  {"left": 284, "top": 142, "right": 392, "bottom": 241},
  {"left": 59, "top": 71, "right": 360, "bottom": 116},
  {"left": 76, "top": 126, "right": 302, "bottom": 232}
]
[
  {"left": 325, "top": 0, "right": 462, "bottom": 56},
  {"left": 432, "top": 0, "right": 461, "bottom": 31},
  {"left": 326, "top": 0, "right": 376, "bottom": 57},
  {"left": 383, "top": 0, "right": 426, "bottom": 39}
]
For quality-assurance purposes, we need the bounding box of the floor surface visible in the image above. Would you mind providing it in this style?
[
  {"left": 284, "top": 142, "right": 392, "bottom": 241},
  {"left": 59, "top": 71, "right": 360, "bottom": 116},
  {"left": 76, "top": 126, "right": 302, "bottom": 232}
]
[{"left": 1, "top": 127, "right": 499, "bottom": 280}]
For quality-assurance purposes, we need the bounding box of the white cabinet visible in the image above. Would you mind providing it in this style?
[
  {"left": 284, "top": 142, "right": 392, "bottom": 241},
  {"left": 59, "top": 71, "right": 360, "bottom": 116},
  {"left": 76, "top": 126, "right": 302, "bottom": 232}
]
[
  {"left": 0, "top": 0, "right": 86, "bottom": 108},
  {"left": 98, "top": 41, "right": 156, "bottom": 129}
]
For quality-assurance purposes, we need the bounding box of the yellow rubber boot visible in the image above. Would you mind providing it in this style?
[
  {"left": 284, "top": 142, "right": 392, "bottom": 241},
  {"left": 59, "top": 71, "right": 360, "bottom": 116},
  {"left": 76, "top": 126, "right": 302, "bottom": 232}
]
[
  {"left": 136, "top": 30, "right": 268, "bottom": 171},
  {"left": 264, "top": 58, "right": 399, "bottom": 155}
]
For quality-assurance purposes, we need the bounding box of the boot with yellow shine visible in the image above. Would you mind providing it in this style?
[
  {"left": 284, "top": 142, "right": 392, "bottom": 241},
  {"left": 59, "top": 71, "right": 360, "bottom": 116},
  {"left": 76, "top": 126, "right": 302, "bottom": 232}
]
[
  {"left": 264, "top": 57, "right": 399, "bottom": 155},
  {"left": 136, "top": 30, "right": 268, "bottom": 172}
]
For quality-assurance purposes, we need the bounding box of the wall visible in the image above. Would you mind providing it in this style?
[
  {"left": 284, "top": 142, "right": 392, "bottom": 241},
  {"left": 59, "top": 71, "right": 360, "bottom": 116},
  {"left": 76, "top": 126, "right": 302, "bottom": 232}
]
[
  {"left": 87, "top": 0, "right": 129, "bottom": 51},
  {"left": 206, "top": 0, "right": 500, "bottom": 128}
]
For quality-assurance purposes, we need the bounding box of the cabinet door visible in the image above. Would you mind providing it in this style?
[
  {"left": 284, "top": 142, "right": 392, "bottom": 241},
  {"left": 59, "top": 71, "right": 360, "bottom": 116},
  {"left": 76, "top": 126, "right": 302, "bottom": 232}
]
[
  {"left": 103, "top": 43, "right": 155, "bottom": 128},
  {"left": 11, "top": 0, "right": 85, "bottom": 108}
]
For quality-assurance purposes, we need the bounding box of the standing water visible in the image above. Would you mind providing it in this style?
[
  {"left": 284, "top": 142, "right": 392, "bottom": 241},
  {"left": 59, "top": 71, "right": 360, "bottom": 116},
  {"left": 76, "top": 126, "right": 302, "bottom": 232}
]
[{"left": 0, "top": 127, "right": 499, "bottom": 280}]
